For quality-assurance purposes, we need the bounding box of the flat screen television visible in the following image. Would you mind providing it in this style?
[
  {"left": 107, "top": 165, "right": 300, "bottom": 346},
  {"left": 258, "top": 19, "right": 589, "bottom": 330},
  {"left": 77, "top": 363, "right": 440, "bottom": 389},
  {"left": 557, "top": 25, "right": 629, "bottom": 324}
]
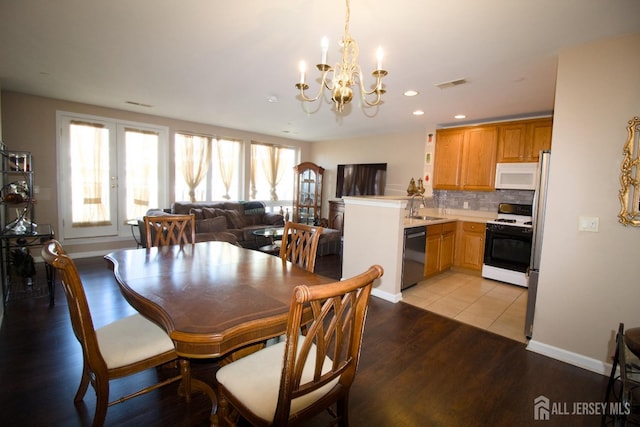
[{"left": 335, "top": 163, "right": 387, "bottom": 198}]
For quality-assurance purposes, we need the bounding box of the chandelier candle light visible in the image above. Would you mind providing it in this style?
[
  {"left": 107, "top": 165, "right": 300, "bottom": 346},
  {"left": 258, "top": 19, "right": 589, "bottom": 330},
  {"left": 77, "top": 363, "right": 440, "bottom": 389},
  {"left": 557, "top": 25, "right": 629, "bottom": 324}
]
[{"left": 295, "top": 0, "right": 387, "bottom": 113}]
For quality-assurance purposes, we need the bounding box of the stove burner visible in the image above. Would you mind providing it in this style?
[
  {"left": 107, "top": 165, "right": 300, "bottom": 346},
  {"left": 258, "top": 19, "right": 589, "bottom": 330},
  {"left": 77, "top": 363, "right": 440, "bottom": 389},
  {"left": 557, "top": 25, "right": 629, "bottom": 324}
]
[
  {"left": 495, "top": 218, "right": 516, "bottom": 223},
  {"left": 524, "top": 221, "right": 532, "bottom": 226}
]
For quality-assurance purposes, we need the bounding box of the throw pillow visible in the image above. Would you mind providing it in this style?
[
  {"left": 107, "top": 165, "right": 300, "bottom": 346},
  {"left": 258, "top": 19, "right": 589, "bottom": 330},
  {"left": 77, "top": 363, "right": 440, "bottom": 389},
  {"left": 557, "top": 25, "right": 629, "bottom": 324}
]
[
  {"left": 196, "top": 216, "right": 228, "bottom": 233},
  {"left": 222, "top": 209, "right": 245, "bottom": 229},
  {"left": 202, "top": 207, "right": 218, "bottom": 219},
  {"left": 189, "top": 208, "right": 204, "bottom": 221}
]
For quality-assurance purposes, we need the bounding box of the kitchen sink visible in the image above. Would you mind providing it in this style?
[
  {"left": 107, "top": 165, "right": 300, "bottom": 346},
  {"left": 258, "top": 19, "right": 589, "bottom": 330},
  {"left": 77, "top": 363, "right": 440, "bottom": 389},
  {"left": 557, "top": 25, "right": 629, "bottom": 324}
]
[{"left": 410, "top": 215, "right": 445, "bottom": 221}]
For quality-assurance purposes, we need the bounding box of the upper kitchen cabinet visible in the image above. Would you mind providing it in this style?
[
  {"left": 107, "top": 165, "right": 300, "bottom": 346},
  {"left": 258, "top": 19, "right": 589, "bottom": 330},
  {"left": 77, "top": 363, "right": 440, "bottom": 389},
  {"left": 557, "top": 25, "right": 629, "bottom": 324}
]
[
  {"left": 434, "top": 125, "right": 498, "bottom": 191},
  {"left": 496, "top": 117, "right": 553, "bottom": 163},
  {"left": 433, "top": 129, "right": 464, "bottom": 189}
]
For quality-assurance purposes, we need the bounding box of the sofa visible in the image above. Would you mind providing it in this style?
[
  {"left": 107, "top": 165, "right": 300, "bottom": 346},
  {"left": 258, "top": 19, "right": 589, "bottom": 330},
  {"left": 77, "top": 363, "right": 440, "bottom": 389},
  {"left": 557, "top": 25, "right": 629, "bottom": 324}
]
[{"left": 166, "top": 201, "right": 285, "bottom": 249}]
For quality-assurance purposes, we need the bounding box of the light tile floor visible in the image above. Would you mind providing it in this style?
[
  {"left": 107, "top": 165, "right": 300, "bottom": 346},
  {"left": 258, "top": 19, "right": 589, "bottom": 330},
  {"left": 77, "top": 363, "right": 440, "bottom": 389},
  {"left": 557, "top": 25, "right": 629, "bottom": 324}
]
[{"left": 402, "top": 270, "right": 528, "bottom": 343}]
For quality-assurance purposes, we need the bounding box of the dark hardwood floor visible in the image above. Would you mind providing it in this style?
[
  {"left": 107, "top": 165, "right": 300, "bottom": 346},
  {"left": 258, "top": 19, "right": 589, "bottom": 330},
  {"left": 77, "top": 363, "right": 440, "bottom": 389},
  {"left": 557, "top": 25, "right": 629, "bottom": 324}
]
[{"left": 0, "top": 253, "right": 612, "bottom": 426}]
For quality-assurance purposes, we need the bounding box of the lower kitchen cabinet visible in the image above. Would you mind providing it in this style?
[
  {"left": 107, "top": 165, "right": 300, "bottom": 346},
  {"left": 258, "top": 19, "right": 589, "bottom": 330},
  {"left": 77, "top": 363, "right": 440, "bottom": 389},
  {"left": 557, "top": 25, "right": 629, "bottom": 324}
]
[
  {"left": 454, "top": 221, "right": 486, "bottom": 271},
  {"left": 424, "top": 221, "right": 456, "bottom": 278}
]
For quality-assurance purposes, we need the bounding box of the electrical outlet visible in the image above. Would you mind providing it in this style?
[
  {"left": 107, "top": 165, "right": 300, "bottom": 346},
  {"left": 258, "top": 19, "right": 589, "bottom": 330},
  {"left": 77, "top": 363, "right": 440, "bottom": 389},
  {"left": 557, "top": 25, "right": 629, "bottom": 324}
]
[
  {"left": 463, "top": 201, "right": 469, "bottom": 209},
  {"left": 578, "top": 216, "right": 599, "bottom": 232}
]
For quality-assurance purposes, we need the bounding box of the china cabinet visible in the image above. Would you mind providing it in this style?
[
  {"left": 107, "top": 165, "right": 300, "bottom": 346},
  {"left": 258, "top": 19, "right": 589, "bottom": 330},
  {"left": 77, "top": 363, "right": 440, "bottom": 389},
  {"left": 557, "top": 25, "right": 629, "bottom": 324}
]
[{"left": 292, "top": 162, "right": 324, "bottom": 225}]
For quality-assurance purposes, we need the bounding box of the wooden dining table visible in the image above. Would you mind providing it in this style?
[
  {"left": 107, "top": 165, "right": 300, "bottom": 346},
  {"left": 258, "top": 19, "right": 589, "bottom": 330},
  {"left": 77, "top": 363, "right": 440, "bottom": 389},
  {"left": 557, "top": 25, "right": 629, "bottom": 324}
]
[
  {"left": 105, "top": 241, "right": 334, "bottom": 358},
  {"left": 104, "top": 241, "right": 334, "bottom": 424}
]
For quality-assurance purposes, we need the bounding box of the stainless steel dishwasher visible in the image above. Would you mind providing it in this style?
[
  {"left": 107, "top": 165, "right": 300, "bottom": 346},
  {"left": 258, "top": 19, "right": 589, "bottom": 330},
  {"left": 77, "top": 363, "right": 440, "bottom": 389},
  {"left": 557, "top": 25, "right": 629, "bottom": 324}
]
[{"left": 402, "top": 226, "right": 426, "bottom": 290}]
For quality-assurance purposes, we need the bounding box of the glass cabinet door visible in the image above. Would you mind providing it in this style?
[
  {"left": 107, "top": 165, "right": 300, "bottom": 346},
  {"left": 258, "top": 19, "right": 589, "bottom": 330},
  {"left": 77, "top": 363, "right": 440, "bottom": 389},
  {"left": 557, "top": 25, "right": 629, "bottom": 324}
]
[{"left": 293, "top": 162, "right": 324, "bottom": 225}]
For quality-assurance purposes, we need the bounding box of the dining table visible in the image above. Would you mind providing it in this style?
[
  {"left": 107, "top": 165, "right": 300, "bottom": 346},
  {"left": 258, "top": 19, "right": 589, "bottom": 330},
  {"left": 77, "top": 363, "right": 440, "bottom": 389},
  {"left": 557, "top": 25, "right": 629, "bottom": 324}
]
[{"left": 104, "top": 240, "right": 334, "bottom": 424}]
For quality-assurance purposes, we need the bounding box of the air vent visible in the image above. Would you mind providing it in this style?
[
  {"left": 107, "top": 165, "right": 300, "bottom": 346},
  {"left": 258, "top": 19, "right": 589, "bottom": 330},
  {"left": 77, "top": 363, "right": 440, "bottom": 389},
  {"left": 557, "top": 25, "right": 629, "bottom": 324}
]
[
  {"left": 125, "top": 100, "right": 153, "bottom": 108},
  {"left": 435, "top": 78, "right": 468, "bottom": 89}
]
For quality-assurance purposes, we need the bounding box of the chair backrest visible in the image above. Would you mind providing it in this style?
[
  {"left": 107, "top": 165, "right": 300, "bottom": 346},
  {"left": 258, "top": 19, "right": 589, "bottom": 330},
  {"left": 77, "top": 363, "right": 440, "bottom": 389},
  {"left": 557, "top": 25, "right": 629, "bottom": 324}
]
[
  {"left": 279, "top": 221, "right": 323, "bottom": 272},
  {"left": 273, "top": 264, "right": 383, "bottom": 425},
  {"left": 41, "top": 240, "right": 107, "bottom": 373},
  {"left": 143, "top": 214, "right": 196, "bottom": 247}
]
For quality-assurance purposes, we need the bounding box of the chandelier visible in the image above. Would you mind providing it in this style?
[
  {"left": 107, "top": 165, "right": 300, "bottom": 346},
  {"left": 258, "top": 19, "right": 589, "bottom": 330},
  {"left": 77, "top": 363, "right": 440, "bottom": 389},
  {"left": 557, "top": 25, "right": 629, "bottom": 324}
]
[{"left": 295, "top": 0, "right": 387, "bottom": 113}]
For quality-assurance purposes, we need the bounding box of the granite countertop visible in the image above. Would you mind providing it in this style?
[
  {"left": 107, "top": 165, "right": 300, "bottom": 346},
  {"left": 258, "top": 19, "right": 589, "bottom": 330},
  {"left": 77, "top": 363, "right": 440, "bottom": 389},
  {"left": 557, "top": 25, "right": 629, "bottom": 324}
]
[{"left": 403, "top": 208, "right": 494, "bottom": 228}]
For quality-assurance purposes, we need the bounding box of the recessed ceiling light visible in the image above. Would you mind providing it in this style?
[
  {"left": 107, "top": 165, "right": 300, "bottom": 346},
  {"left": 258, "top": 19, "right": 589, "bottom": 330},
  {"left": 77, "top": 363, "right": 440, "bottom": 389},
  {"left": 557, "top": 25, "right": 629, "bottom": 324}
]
[
  {"left": 267, "top": 95, "right": 279, "bottom": 103},
  {"left": 454, "top": 114, "right": 466, "bottom": 119},
  {"left": 413, "top": 110, "right": 425, "bottom": 116},
  {"left": 404, "top": 90, "right": 418, "bottom": 97}
]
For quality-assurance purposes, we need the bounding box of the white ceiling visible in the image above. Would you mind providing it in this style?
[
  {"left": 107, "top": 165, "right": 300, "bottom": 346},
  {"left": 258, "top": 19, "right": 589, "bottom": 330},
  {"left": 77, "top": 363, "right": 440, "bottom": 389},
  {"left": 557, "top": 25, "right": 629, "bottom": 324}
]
[{"left": 1, "top": 0, "right": 639, "bottom": 142}]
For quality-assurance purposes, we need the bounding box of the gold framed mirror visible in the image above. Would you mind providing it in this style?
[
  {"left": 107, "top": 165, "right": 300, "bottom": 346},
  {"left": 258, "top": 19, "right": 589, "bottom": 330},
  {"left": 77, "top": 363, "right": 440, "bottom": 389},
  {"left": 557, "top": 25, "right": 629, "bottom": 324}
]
[{"left": 618, "top": 116, "right": 640, "bottom": 226}]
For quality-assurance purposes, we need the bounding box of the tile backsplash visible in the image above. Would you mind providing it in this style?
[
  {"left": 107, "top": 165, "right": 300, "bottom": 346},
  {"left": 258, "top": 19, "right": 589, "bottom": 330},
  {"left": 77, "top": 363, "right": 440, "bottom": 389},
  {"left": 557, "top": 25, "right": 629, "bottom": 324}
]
[{"left": 430, "top": 189, "right": 535, "bottom": 213}]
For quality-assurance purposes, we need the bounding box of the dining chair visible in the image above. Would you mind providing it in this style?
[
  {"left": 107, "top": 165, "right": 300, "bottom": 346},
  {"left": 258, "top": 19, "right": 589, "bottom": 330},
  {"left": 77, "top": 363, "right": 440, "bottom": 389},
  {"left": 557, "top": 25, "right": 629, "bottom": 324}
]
[
  {"left": 216, "top": 264, "right": 384, "bottom": 427},
  {"left": 143, "top": 213, "right": 196, "bottom": 247},
  {"left": 41, "top": 239, "right": 184, "bottom": 427},
  {"left": 279, "top": 221, "right": 324, "bottom": 272},
  {"left": 603, "top": 323, "right": 640, "bottom": 424}
]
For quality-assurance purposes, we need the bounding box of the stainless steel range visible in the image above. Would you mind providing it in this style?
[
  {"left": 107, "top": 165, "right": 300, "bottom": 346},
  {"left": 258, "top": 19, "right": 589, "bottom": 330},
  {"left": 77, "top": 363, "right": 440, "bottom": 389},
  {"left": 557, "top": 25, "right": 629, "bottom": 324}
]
[{"left": 482, "top": 203, "right": 533, "bottom": 287}]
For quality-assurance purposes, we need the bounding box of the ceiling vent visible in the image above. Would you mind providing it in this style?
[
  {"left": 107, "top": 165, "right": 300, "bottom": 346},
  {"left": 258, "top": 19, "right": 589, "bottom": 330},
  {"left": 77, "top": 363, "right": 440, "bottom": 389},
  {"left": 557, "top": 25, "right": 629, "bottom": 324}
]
[
  {"left": 435, "top": 78, "right": 468, "bottom": 89},
  {"left": 125, "top": 100, "right": 153, "bottom": 108}
]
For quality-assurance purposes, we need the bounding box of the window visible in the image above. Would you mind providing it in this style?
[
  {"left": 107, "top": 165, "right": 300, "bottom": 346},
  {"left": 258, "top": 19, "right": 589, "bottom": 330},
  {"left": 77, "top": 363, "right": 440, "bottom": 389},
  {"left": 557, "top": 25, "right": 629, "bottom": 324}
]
[
  {"left": 124, "top": 128, "right": 160, "bottom": 221},
  {"left": 250, "top": 142, "right": 296, "bottom": 209},
  {"left": 174, "top": 133, "right": 242, "bottom": 202},
  {"left": 58, "top": 112, "right": 168, "bottom": 240}
]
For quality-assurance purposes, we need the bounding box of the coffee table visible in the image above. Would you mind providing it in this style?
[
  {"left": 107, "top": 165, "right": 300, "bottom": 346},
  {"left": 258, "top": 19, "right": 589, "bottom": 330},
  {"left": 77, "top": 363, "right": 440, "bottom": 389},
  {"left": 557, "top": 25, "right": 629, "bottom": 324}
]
[{"left": 252, "top": 227, "right": 284, "bottom": 254}]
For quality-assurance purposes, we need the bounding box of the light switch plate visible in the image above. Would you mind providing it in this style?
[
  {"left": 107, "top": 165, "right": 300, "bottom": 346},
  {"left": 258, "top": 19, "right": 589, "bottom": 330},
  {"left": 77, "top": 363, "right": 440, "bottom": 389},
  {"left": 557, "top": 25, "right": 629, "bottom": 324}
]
[{"left": 578, "top": 216, "right": 599, "bottom": 232}]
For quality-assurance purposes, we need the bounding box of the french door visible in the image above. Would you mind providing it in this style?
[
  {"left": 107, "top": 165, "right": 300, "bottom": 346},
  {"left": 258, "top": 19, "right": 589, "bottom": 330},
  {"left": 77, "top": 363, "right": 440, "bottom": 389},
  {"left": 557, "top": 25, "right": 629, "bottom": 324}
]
[{"left": 57, "top": 112, "right": 168, "bottom": 240}]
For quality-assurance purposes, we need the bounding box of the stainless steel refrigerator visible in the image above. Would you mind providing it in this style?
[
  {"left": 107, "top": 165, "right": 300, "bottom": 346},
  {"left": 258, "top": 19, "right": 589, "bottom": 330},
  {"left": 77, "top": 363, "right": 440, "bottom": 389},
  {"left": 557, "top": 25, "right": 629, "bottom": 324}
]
[{"left": 525, "top": 150, "right": 551, "bottom": 339}]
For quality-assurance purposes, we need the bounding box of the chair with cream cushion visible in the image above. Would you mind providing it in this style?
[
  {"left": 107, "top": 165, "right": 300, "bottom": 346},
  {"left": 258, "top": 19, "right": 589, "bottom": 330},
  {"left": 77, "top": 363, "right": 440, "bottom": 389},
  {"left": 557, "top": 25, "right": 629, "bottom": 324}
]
[
  {"left": 216, "top": 264, "right": 384, "bottom": 426},
  {"left": 143, "top": 213, "right": 196, "bottom": 247},
  {"left": 41, "top": 239, "right": 184, "bottom": 427},
  {"left": 279, "top": 221, "right": 323, "bottom": 272}
]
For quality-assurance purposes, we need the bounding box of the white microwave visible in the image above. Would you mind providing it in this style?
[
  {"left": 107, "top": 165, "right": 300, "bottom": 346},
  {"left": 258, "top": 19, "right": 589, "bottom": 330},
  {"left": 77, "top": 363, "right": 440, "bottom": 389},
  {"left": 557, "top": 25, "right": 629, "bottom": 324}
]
[{"left": 495, "top": 162, "right": 538, "bottom": 190}]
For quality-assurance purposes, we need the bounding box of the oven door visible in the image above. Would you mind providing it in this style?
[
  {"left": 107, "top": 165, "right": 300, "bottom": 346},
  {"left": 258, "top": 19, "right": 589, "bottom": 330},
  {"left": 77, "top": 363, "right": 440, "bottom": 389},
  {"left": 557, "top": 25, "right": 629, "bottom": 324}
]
[{"left": 483, "top": 224, "right": 532, "bottom": 273}]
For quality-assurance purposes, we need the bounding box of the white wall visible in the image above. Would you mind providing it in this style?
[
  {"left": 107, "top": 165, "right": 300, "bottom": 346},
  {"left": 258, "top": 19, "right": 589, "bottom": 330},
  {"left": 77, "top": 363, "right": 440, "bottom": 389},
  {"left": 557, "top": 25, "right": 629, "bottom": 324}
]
[
  {"left": 310, "top": 129, "right": 433, "bottom": 216},
  {"left": 526, "top": 33, "right": 640, "bottom": 371}
]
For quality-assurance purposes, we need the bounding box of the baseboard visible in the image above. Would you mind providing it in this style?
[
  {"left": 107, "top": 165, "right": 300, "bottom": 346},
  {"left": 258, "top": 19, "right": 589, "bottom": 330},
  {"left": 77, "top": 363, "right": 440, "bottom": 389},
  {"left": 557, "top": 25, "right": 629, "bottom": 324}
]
[
  {"left": 527, "top": 339, "right": 610, "bottom": 376},
  {"left": 371, "top": 288, "right": 403, "bottom": 303}
]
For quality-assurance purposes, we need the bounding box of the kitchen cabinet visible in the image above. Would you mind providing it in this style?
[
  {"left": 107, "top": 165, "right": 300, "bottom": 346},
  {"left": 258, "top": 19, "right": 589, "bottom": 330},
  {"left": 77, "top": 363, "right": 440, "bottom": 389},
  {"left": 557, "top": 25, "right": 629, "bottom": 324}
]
[
  {"left": 424, "top": 221, "right": 456, "bottom": 278},
  {"left": 328, "top": 199, "right": 345, "bottom": 235},
  {"left": 433, "top": 129, "right": 464, "bottom": 189},
  {"left": 496, "top": 117, "right": 553, "bottom": 163},
  {"left": 434, "top": 126, "right": 498, "bottom": 191},
  {"left": 292, "top": 162, "right": 324, "bottom": 225},
  {"left": 454, "top": 221, "right": 486, "bottom": 271}
]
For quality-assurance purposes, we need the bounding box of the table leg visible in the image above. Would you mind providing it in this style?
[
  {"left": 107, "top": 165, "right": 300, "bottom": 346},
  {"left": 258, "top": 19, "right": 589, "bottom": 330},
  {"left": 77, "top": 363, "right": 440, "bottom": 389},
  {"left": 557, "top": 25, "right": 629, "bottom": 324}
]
[{"left": 178, "top": 358, "right": 218, "bottom": 426}]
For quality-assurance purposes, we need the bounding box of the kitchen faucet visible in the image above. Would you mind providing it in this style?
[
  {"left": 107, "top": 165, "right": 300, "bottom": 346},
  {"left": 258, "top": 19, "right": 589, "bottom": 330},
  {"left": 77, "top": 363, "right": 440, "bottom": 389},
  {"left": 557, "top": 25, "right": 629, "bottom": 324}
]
[{"left": 408, "top": 193, "right": 427, "bottom": 217}]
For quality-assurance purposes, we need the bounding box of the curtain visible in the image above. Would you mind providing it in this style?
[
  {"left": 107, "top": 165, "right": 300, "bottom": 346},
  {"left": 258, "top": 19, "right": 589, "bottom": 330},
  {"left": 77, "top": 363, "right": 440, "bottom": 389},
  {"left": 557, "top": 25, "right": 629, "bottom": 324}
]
[
  {"left": 215, "top": 139, "right": 238, "bottom": 200},
  {"left": 255, "top": 144, "right": 288, "bottom": 201},
  {"left": 70, "top": 122, "right": 111, "bottom": 226},
  {"left": 180, "top": 135, "right": 211, "bottom": 202},
  {"left": 250, "top": 145, "right": 258, "bottom": 199},
  {"left": 126, "top": 129, "right": 157, "bottom": 219}
]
